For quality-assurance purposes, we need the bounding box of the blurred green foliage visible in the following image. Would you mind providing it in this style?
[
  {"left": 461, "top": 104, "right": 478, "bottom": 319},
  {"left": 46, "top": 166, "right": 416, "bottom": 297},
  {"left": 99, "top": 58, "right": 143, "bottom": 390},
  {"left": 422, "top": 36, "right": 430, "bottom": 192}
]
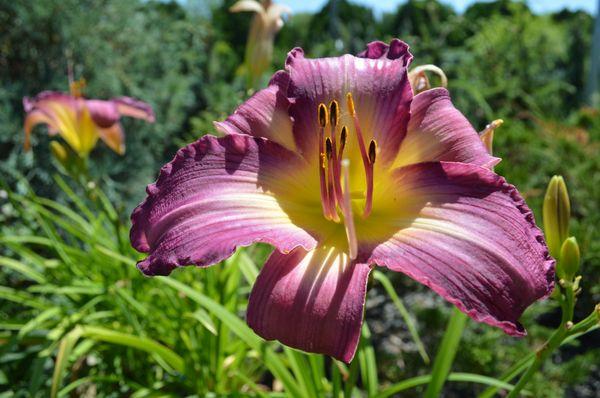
[{"left": 1, "top": 0, "right": 599, "bottom": 396}]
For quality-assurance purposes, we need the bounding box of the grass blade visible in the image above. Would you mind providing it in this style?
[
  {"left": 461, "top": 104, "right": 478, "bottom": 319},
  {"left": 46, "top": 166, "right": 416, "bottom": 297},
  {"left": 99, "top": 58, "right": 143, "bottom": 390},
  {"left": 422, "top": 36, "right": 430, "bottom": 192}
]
[
  {"left": 158, "top": 276, "right": 305, "bottom": 398},
  {"left": 0, "top": 256, "right": 46, "bottom": 283},
  {"left": 424, "top": 307, "right": 467, "bottom": 398},
  {"left": 79, "top": 326, "right": 184, "bottom": 373},
  {"left": 373, "top": 271, "right": 429, "bottom": 364},
  {"left": 376, "top": 372, "right": 521, "bottom": 398},
  {"left": 358, "top": 323, "right": 378, "bottom": 397},
  {"left": 51, "top": 327, "right": 82, "bottom": 398}
]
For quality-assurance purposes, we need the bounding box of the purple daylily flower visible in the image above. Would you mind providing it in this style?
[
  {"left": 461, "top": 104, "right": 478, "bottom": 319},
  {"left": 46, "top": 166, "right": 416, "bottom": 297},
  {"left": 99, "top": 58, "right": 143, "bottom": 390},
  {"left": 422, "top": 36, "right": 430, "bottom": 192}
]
[
  {"left": 130, "top": 39, "right": 554, "bottom": 363},
  {"left": 23, "top": 91, "right": 155, "bottom": 156}
]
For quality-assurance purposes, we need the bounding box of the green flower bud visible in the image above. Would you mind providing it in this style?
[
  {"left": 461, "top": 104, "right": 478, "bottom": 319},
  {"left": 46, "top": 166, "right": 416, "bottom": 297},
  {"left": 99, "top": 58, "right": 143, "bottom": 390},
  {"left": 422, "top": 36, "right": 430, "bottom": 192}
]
[
  {"left": 543, "top": 176, "right": 570, "bottom": 258},
  {"left": 558, "top": 237, "right": 580, "bottom": 281},
  {"left": 50, "top": 141, "right": 69, "bottom": 169}
]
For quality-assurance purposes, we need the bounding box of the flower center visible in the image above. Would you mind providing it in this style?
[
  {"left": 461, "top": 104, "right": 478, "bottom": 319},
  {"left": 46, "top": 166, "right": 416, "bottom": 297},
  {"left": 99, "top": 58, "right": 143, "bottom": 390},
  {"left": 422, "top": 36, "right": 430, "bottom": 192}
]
[{"left": 316, "top": 92, "right": 377, "bottom": 259}]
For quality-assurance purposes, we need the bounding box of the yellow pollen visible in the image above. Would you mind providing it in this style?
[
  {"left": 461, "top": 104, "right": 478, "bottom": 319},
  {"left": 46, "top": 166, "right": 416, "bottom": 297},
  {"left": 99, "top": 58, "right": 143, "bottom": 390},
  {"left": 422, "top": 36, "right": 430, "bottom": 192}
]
[{"left": 346, "top": 92, "right": 356, "bottom": 117}]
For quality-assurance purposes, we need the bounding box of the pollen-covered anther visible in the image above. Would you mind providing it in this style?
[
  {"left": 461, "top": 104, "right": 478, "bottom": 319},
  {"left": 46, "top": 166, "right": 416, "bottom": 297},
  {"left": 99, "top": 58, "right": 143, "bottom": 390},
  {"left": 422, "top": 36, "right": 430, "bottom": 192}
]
[
  {"left": 368, "top": 139, "right": 377, "bottom": 164},
  {"left": 346, "top": 92, "right": 374, "bottom": 218},
  {"left": 318, "top": 103, "right": 330, "bottom": 220},
  {"left": 325, "top": 136, "right": 340, "bottom": 222},
  {"left": 339, "top": 126, "right": 348, "bottom": 158},
  {"left": 329, "top": 100, "right": 340, "bottom": 127},
  {"left": 318, "top": 103, "right": 328, "bottom": 128},
  {"left": 363, "top": 139, "right": 376, "bottom": 218},
  {"left": 346, "top": 92, "right": 356, "bottom": 117}
]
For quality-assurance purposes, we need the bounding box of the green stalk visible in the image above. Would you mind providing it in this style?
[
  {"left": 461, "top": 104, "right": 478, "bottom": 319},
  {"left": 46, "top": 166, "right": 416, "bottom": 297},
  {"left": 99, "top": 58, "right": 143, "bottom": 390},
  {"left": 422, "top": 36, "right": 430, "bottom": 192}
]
[{"left": 424, "top": 307, "right": 468, "bottom": 398}]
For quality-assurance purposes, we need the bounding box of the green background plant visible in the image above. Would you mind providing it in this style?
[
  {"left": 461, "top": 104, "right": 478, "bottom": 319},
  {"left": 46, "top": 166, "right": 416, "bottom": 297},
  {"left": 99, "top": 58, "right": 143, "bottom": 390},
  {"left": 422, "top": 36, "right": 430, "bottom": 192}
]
[{"left": 1, "top": 0, "right": 599, "bottom": 396}]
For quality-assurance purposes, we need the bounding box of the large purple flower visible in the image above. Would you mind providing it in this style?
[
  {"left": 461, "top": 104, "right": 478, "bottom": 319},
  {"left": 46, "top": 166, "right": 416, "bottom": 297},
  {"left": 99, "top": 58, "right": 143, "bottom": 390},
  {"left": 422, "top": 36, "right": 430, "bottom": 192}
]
[{"left": 130, "top": 39, "right": 554, "bottom": 362}]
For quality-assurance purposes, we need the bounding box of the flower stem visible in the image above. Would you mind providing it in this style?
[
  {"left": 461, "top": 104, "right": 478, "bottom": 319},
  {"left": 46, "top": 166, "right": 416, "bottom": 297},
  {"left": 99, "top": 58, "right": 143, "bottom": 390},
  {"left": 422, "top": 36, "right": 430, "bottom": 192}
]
[{"left": 506, "top": 281, "right": 598, "bottom": 398}]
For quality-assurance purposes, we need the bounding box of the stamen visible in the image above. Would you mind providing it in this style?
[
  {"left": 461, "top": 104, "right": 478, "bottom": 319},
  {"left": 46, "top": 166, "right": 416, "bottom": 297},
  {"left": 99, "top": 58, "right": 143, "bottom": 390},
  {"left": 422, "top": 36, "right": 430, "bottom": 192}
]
[
  {"left": 341, "top": 159, "right": 358, "bottom": 259},
  {"left": 325, "top": 138, "right": 340, "bottom": 222},
  {"left": 317, "top": 103, "right": 330, "bottom": 220},
  {"left": 328, "top": 101, "right": 343, "bottom": 207},
  {"left": 346, "top": 92, "right": 373, "bottom": 218},
  {"left": 364, "top": 140, "right": 377, "bottom": 218},
  {"left": 346, "top": 92, "right": 356, "bottom": 117},
  {"left": 318, "top": 103, "right": 328, "bottom": 128},
  {"left": 339, "top": 126, "right": 348, "bottom": 158},
  {"left": 346, "top": 93, "right": 370, "bottom": 167},
  {"left": 329, "top": 100, "right": 340, "bottom": 127},
  {"left": 368, "top": 140, "right": 377, "bottom": 164},
  {"left": 325, "top": 137, "right": 333, "bottom": 159}
]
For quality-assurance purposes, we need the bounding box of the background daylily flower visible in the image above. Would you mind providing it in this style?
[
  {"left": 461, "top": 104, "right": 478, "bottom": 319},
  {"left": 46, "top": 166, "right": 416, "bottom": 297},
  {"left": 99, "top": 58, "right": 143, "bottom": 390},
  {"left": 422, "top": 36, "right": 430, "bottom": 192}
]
[
  {"left": 230, "top": 0, "right": 291, "bottom": 88},
  {"left": 130, "top": 39, "right": 555, "bottom": 363},
  {"left": 23, "top": 91, "right": 155, "bottom": 156}
]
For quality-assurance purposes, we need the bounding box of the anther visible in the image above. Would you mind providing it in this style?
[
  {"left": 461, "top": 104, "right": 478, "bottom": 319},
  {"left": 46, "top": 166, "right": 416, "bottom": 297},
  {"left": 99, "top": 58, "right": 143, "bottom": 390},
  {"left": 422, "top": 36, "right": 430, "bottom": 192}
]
[
  {"left": 325, "top": 138, "right": 340, "bottom": 222},
  {"left": 339, "top": 126, "right": 348, "bottom": 158},
  {"left": 368, "top": 139, "right": 377, "bottom": 164},
  {"left": 346, "top": 92, "right": 356, "bottom": 117},
  {"left": 329, "top": 100, "right": 340, "bottom": 127},
  {"left": 318, "top": 103, "right": 330, "bottom": 220},
  {"left": 318, "top": 103, "right": 328, "bottom": 128}
]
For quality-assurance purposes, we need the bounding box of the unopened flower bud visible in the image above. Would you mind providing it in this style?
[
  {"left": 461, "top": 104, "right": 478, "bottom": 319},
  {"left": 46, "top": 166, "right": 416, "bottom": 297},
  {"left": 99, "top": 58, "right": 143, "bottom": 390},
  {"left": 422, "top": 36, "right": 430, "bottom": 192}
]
[
  {"left": 543, "top": 176, "right": 570, "bottom": 258},
  {"left": 558, "top": 237, "right": 580, "bottom": 281},
  {"left": 50, "top": 141, "right": 69, "bottom": 169}
]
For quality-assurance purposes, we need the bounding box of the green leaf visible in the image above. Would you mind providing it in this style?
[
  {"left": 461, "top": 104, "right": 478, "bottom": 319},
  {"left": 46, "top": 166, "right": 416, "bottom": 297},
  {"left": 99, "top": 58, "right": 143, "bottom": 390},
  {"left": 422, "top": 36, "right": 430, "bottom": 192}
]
[
  {"left": 424, "top": 307, "right": 467, "bottom": 398},
  {"left": 0, "top": 286, "right": 50, "bottom": 310},
  {"left": 358, "top": 324, "right": 378, "bottom": 397},
  {"left": 158, "top": 276, "right": 305, "bottom": 398},
  {"left": 0, "top": 256, "right": 46, "bottom": 283},
  {"left": 51, "top": 327, "right": 83, "bottom": 398},
  {"left": 18, "top": 307, "right": 61, "bottom": 338},
  {"left": 187, "top": 309, "right": 218, "bottom": 335},
  {"left": 79, "top": 326, "right": 185, "bottom": 373},
  {"left": 377, "top": 372, "right": 521, "bottom": 398},
  {"left": 373, "top": 271, "right": 429, "bottom": 364}
]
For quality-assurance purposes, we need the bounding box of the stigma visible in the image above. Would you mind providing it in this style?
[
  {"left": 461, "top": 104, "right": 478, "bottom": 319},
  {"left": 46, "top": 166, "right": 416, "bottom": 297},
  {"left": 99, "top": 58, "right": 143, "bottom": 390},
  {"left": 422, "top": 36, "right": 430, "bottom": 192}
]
[{"left": 316, "top": 93, "right": 377, "bottom": 258}]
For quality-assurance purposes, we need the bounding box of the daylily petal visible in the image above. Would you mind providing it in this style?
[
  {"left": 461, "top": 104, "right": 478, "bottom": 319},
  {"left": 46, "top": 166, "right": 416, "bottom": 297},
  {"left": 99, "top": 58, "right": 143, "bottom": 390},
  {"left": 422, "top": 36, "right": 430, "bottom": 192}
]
[
  {"left": 393, "top": 88, "right": 499, "bottom": 169},
  {"left": 86, "top": 100, "right": 120, "bottom": 128},
  {"left": 357, "top": 38, "right": 415, "bottom": 62},
  {"left": 23, "top": 92, "right": 98, "bottom": 154},
  {"left": 365, "top": 162, "right": 554, "bottom": 335},
  {"left": 130, "top": 134, "right": 322, "bottom": 276},
  {"left": 230, "top": 0, "right": 265, "bottom": 15},
  {"left": 247, "top": 246, "right": 371, "bottom": 362},
  {"left": 97, "top": 123, "right": 126, "bottom": 155},
  {"left": 23, "top": 109, "right": 57, "bottom": 150},
  {"left": 112, "top": 97, "right": 155, "bottom": 122},
  {"left": 285, "top": 40, "right": 413, "bottom": 164},
  {"left": 215, "top": 71, "right": 296, "bottom": 151}
]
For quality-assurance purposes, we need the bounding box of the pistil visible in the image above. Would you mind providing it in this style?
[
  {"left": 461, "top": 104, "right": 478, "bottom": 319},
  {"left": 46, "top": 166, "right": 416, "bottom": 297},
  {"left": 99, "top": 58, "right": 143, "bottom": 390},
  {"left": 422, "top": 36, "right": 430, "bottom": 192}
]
[{"left": 341, "top": 159, "right": 358, "bottom": 259}]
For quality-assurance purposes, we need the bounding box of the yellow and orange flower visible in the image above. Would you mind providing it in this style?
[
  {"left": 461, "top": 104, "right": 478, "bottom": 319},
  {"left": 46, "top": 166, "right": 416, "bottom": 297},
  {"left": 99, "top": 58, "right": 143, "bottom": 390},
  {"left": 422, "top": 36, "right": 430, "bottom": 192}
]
[{"left": 23, "top": 91, "right": 155, "bottom": 156}]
